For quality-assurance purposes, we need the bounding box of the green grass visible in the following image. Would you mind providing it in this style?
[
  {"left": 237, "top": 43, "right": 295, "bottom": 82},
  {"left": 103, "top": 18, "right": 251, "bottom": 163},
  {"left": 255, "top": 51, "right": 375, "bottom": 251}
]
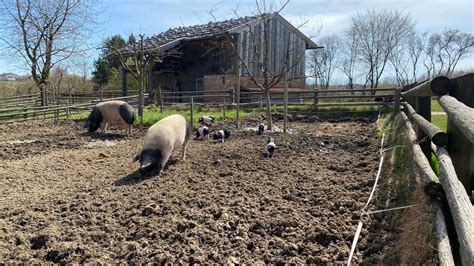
[
  {"left": 431, "top": 98, "right": 444, "bottom": 113},
  {"left": 431, "top": 114, "right": 447, "bottom": 131},
  {"left": 71, "top": 105, "right": 263, "bottom": 126}
]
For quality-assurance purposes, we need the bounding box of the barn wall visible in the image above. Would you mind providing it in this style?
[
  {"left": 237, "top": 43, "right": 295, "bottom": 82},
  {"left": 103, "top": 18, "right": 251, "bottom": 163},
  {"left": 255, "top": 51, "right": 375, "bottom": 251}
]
[
  {"left": 152, "top": 40, "right": 235, "bottom": 93},
  {"left": 203, "top": 74, "right": 305, "bottom": 96},
  {"left": 239, "top": 18, "right": 306, "bottom": 80}
]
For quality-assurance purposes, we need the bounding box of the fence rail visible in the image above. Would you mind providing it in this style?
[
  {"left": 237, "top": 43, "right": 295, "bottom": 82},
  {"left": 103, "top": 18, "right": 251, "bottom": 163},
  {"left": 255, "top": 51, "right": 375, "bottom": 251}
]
[{"left": 399, "top": 73, "right": 474, "bottom": 265}]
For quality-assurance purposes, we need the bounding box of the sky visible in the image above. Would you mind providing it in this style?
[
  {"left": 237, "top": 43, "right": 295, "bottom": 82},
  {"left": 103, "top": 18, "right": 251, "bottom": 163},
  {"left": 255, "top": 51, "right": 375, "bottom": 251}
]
[{"left": 0, "top": 0, "right": 473, "bottom": 76}]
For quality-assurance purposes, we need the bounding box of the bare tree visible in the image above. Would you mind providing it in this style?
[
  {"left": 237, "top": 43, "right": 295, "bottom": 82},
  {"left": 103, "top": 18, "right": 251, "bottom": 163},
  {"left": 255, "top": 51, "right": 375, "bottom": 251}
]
[
  {"left": 389, "top": 42, "right": 411, "bottom": 86},
  {"left": 109, "top": 34, "right": 179, "bottom": 126},
  {"left": 310, "top": 35, "right": 340, "bottom": 90},
  {"left": 407, "top": 31, "right": 426, "bottom": 82},
  {"left": 422, "top": 33, "right": 437, "bottom": 78},
  {"left": 349, "top": 9, "right": 413, "bottom": 92},
  {"left": 340, "top": 29, "right": 359, "bottom": 90},
  {"left": 436, "top": 29, "right": 474, "bottom": 76},
  {"left": 231, "top": 0, "right": 314, "bottom": 130},
  {"left": 421, "top": 29, "right": 473, "bottom": 78},
  {"left": 50, "top": 66, "right": 68, "bottom": 104},
  {"left": 0, "top": 0, "right": 98, "bottom": 106}
]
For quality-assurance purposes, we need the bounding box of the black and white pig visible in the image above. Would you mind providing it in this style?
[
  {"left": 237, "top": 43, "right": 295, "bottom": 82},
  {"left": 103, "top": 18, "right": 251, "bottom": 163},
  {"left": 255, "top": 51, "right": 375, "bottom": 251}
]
[
  {"left": 198, "top": 115, "right": 215, "bottom": 126},
  {"left": 130, "top": 114, "right": 192, "bottom": 176},
  {"left": 84, "top": 100, "right": 135, "bottom": 134},
  {"left": 257, "top": 123, "right": 265, "bottom": 135},
  {"left": 195, "top": 125, "right": 210, "bottom": 140},
  {"left": 213, "top": 129, "right": 231, "bottom": 143},
  {"left": 267, "top": 137, "right": 276, "bottom": 158}
]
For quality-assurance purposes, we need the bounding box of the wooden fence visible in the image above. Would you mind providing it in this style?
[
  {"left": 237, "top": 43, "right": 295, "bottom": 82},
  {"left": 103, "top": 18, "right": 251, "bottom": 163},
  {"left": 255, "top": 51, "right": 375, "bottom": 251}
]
[
  {"left": 0, "top": 94, "right": 142, "bottom": 124},
  {"left": 398, "top": 73, "right": 474, "bottom": 265},
  {"left": 0, "top": 87, "right": 395, "bottom": 124}
]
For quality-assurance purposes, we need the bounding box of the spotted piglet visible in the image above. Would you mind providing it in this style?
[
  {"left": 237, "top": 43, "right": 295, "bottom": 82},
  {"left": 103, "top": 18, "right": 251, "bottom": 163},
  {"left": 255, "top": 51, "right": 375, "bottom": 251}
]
[
  {"left": 195, "top": 126, "right": 210, "bottom": 140},
  {"left": 213, "top": 129, "right": 231, "bottom": 143}
]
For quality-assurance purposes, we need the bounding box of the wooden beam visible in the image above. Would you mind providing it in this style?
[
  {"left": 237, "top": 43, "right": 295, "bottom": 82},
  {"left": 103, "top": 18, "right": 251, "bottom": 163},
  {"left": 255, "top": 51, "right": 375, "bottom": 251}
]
[
  {"left": 401, "top": 112, "right": 455, "bottom": 265},
  {"left": 435, "top": 207, "right": 456, "bottom": 266},
  {"left": 402, "top": 76, "right": 451, "bottom": 97},
  {"left": 315, "top": 101, "right": 392, "bottom": 107},
  {"left": 403, "top": 103, "right": 448, "bottom": 147},
  {"left": 435, "top": 145, "right": 474, "bottom": 265},
  {"left": 439, "top": 95, "right": 474, "bottom": 144},
  {"left": 394, "top": 88, "right": 401, "bottom": 112},
  {"left": 121, "top": 65, "right": 128, "bottom": 97}
]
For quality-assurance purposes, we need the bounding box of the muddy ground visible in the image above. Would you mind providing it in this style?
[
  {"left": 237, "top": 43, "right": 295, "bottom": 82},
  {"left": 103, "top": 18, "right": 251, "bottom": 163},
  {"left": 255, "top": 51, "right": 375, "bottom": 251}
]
[{"left": 0, "top": 116, "right": 385, "bottom": 263}]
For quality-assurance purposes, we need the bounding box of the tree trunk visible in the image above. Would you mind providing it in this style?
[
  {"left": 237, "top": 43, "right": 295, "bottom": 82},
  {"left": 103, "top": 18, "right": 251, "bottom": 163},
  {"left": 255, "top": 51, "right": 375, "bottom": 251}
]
[
  {"left": 39, "top": 84, "right": 46, "bottom": 106},
  {"left": 265, "top": 90, "right": 272, "bottom": 130},
  {"left": 138, "top": 75, "right": 145, "bottom": 126}
]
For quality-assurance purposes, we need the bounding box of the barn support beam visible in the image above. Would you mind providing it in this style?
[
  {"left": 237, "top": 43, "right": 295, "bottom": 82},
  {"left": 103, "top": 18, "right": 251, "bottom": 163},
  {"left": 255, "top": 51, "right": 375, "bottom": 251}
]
[{"left": 121, "top": 65, "right": 128, "bottom": 97}]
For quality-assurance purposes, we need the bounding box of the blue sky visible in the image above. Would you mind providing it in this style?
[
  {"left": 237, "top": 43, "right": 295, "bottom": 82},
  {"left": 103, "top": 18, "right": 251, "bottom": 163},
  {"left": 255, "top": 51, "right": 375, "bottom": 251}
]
[{"left": 0, "top": 0, "right": 473, "bottom": 75}]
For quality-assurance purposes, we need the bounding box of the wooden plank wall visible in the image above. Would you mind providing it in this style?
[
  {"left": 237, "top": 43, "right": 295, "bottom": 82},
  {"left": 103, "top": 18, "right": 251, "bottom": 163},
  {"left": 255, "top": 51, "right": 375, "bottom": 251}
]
[{"left": 238, "top": 17, "right": 306, "bottom": 79}]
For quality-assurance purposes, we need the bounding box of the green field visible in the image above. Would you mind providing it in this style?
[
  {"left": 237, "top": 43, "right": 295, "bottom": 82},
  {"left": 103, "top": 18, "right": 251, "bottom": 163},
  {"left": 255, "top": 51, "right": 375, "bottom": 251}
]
[
  {"left": 71, "top": 105, "right": 263, "bottom": 127},
  {"left": 431, "top": 98, "right": 444, "bottom": 113},
  {"left": 431, "top": 114, "right": 447, "bottom": 131}
]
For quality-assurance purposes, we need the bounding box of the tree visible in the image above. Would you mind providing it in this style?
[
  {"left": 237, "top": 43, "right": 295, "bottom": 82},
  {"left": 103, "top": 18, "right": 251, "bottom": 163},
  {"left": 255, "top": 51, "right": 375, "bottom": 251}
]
[
  {"left": 340, "top": 28, "right": 359, "bottom": 90},
  {"left": 102, "top": 35, "right": 127, "bottom": 69},
  {"left": 310, "top": 35, "right": 340, "bottom": 90},
  {"left": 91, "top": 57, "right": 112, "bottom": 99},
  {"left": 109, "top": 34, "right": 179, "bottom": 126},
  {"left": 407, "top": 31, "right": 426, "bottom": 82},
  {"left": 231, "top": 0, "right": 312, "bottom": 130},
  {"left": 349, "top": 9, "right": 413, "bottom": 92},
  {"left": 389, "top": 41, "right": 411, "bottom": 86},
  {"left": 0, "top": 0, "right": 99, "bottom": 106}
]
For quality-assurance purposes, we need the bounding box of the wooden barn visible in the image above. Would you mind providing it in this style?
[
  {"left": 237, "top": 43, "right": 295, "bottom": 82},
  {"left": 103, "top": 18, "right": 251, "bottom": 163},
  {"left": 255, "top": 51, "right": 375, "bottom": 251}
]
[{"left": 120, "top": 13, "right": 319, "bottom": 102}]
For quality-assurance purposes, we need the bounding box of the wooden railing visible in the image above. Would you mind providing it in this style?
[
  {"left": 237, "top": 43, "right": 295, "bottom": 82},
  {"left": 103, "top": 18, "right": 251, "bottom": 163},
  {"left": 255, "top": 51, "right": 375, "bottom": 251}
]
[
  {"left": 0, "top": 94, "right": 142, "bottom": 123},
  {"left": 398, "top": 73, "right": 474, "bottom": 265}
]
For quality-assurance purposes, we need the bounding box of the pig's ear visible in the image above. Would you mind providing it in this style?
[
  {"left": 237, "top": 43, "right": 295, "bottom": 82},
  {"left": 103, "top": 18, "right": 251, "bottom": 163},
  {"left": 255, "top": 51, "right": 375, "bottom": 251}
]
[{"left": 128, "top": 154, "right": 139, "bottom": 164}]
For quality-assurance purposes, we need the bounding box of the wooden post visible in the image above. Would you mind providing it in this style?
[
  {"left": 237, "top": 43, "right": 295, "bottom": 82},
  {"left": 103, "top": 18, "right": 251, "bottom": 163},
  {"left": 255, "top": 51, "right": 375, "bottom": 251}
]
[
  {"left": 314, "top": 88, "right": 319, "bottom": 111},
  {"left": 223, "top": 97, "right": 226, "bottom": 120},
  {"left": 121, "top": 65, "right": 128, "bottom": 97},
  {"left": 394, "top": 88, "right": 401, "bottom": 113},
  {"left": 404, "top": 103, "right": 448, "bottom": 147},
  {"left": 401, "top": 112, "right": 455, "bottom": 265},
  {"left": 435, "top": 146, "right": 474, "bottom": 265},
  {"left": 236, "top": 33, "right": 242, "bottom": 129},
  {"left": 442, "top": 73, "right": 474, "bottom": 196},
  {"left": 416, "top": 96, "right": 432, "bottom": 158},
  {"left": 158, "top": 86, "right": 164, "bottom": 113},
  {"left": 190, "top": 96, "right": 194, "bottom": 124},
  {"left": 148, "top": 65, "right": 154, "bottom": 96},
  {"left": 283, "top": 71, "right": 289, "bottom": 133},
  {"left": 402, "top": 76, "right": 451, "bottom": 97}
]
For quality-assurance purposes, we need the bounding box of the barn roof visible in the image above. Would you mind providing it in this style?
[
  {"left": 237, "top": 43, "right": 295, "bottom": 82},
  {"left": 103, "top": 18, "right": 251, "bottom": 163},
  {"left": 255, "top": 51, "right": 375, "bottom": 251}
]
[{"left": 124, "top": 13, "right": 318, "bottom": 54}]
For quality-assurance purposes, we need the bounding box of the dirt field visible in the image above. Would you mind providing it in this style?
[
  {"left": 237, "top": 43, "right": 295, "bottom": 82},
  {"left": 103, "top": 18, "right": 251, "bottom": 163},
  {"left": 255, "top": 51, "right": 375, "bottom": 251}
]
[{"left": 0, "top": 116, "right": 383, "bottom": 263}]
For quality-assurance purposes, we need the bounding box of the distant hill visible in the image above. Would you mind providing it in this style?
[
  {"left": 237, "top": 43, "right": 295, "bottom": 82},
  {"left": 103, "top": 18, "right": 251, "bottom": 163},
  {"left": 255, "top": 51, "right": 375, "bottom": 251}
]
[{"left": 0, "top": 72, "right": 29, "bottom": 81}]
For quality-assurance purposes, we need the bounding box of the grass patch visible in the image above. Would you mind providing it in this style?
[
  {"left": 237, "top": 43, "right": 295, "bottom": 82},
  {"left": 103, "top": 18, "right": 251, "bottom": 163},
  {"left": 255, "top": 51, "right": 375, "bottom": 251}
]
[
  {"left": 431, "top": 98, "right": 444, "bottom": 113},
  {"left": 431, "top": 114, "right": 447, "bottom": 131},
  {"left": 70, "top": 105, "right": 263, "bottom": 127}
]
